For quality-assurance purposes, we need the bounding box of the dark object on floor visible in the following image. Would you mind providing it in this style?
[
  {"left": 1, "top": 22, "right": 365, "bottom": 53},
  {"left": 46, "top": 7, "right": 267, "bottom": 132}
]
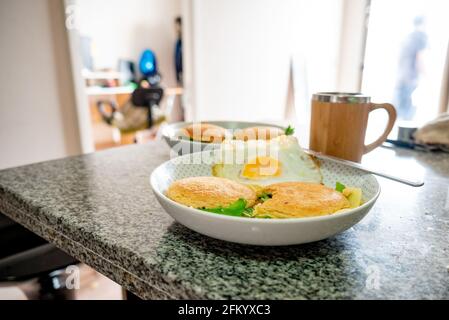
[{"left": 0, "top": 213, "right": 78, "bottom": 300}]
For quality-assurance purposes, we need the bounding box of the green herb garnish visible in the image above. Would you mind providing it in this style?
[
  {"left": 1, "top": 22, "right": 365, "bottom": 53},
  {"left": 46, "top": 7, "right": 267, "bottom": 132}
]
[
  {"left": 242, "top": 207, "right": 254, "bottom": 217},
  {"left": 284, "top": 125, "right": 295, "bottom": 136},
  {"left": 335, "top": 181, "right": 346, "bottom": 193},
  {"left": 258, "top": 192, "right": 272, "bottom": 202},
  {"left": 200, "top": 198, "right": 251, "bottom": 217}
]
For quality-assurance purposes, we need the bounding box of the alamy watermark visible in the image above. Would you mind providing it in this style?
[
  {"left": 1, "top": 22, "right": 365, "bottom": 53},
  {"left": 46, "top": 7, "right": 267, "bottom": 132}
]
[
  {"left": 365, "top": 264, "right": 381, "bottom": 291},
  {"left": 65, "top": 4, "right": 81, "bottom": 31},
  {"left": 64, "top": 265, "right": 80, "bottom": 290}
]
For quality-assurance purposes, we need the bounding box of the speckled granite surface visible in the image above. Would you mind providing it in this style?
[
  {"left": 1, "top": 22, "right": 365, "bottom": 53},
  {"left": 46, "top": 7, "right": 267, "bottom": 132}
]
[{"left": 0, "top": 142, "right": 448, "bottom": 299}]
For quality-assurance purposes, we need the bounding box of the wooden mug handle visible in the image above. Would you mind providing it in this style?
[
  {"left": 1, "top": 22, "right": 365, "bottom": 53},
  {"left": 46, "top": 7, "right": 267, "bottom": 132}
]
[{"left": 364, "top": 103, "right": 397, "bottom": 154}]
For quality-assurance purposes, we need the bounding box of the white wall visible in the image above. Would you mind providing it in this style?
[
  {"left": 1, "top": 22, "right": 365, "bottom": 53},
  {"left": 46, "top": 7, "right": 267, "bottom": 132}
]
[
  {"left": 336, "top": 0, "right": 368, "bottom": 92},
  {"left": 77, "top": 0, "right": 181, "bottom": 87},
  {"left": 0, "top": 0, "right": 82, "bottom": 170},
  {"left": 186, "top": 0, "right": 343, "bottom": 122}
]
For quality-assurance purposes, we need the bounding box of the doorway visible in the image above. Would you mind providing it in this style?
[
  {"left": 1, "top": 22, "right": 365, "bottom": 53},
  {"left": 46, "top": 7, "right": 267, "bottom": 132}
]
[{"left": 65, "top": 0, "right": 185, "bottom": 151}]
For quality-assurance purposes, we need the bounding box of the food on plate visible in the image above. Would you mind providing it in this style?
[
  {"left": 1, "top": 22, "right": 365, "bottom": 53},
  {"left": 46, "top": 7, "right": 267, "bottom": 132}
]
[
  {"left": 212, "top": 135, "right": 322, "bottom": 186},
  {"left": 284, "top": 125, "right": 295, "bottom": 136},
  {"left": 234, "top": 126, "right": 282, "bottom": 141},
  {"left": 178, "top": 123, "right": 295, "bottom": 143},
  {"left": 166, "top": 176, "right": 256, "bottom": 213},
  {"left": 199, "top": 198, "right": 255, "bottom": 217},
  {"left": 165, "top": 136, "right": 364, "bottom": 219},
  {"left": 233, "top": 125, "right": 295, "bottom": 141},
  {"left": 252, "top": 182, "right": 350, "bottom": 218},
  {"left": 335, "top": 181, "right": 362, "bottom": 208},
  {"left": 180, "top": 123, "right": 230, "bottom": 143},
  {"left": 166, "top": 178, "right": 363, "bottom": 219}
]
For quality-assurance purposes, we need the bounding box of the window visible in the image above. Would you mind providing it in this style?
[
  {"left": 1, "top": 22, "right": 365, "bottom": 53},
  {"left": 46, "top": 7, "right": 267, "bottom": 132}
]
[{"left": 362, "top": 0, "right": 449, "bottom": 139}]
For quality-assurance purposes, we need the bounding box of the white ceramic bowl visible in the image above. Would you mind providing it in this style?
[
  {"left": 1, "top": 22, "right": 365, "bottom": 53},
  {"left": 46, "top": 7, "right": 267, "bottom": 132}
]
[
  {"left": 150, "top": 150, "right": 380, "bottom": 246},
  {"left": 161, "top": 121, "right": 286, "bottom": 155}
]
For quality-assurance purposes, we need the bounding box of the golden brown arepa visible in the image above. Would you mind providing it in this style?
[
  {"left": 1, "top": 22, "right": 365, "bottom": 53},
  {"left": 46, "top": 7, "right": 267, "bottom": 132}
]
[
  {"left": 234, "top": 126, "right": 284, "bottom": 141},
  {"left": 254, "top": 182, "right": 350, "bottom": 218},
  {"left": 167, "top": 176, "right": 256, "bottom": 209},
  {"left": 181, "top": 123, "right": 229, "bottom": 143}
]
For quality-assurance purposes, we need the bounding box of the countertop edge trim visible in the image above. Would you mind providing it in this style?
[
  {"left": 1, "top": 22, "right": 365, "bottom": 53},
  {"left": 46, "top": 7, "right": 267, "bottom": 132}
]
[{"left": 0, "top": 194, "right": 178, "bottom": 300}]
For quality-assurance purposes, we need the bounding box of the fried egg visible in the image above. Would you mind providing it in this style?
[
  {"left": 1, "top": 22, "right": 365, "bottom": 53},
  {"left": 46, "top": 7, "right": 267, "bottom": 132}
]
[{"left": 212, "top": 135, "right": 322, "bottom": 186}]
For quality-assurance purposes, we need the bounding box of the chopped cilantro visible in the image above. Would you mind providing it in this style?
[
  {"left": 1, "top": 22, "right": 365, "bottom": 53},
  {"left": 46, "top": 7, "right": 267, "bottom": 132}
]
[
  {"left": 242, "top": 207, "right": 254, "bottom": 217},
  {"left": 200, "top": 198, "right": 250, "bottom": 217},
  {"left": 335, "top": 181, "right": 346, "bottom": 193},
  {"left": 258, "top": 192, "right": 272, "bottom": 202},
  {"left": 284, "top": 125, "right": 295, "bottom": 136}
]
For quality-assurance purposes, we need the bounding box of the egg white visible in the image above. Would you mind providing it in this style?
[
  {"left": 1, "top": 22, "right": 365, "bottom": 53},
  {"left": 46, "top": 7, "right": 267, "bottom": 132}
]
[{"left": 212, "top": 135, "right": 322, "bottom": 186}]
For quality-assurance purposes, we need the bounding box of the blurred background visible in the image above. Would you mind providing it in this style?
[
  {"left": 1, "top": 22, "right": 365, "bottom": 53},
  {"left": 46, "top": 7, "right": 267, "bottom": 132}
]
[
  {"left": 1, "top": 0, "right": 448, "bottom": 168},
  {"left": 0, "top": 0, "right": 448, "bottom": 299}
]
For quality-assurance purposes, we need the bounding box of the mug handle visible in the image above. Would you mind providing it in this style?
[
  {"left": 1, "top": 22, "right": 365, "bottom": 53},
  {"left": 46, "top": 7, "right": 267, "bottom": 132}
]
[{"left": 364, "top": 103, "right": 397, "bottom": 154}]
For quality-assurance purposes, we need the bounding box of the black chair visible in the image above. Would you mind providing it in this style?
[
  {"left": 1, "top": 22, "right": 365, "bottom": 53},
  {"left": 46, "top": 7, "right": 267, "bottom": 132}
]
[
  {"left": 131, "top": 87, "right": 164, "bottom": 128},
  {"left": 0, "top": 213, "right": 78, "bottom": 300},
  {"left": 97, "top": 87, "right": 164, "bottom": 130}
]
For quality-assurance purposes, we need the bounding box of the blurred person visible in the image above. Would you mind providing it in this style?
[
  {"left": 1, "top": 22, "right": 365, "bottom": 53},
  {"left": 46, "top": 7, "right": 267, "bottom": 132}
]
[
  {"left": 393, "top": 15, "right": 428, "bottom": 120},
  {"left": 174, "top": 16, "right": 183, "bottom": 86}
]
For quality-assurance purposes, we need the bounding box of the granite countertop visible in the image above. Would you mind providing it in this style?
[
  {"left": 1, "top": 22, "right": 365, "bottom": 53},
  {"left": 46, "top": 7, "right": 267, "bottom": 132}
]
[{"left": 0, "top": 141, "right": 448, "bottom": 299}]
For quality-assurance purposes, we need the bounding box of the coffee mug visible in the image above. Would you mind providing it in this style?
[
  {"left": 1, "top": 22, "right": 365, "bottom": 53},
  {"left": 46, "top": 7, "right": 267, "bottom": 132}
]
[{"left": 309, "top": 92, "right": 397, "bottom": 162}]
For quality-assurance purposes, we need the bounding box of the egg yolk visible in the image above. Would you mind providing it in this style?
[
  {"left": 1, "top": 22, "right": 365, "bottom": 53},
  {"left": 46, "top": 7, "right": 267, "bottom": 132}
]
[{"left": 241, "top": 156, "right": 281, "bottom": 179}]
